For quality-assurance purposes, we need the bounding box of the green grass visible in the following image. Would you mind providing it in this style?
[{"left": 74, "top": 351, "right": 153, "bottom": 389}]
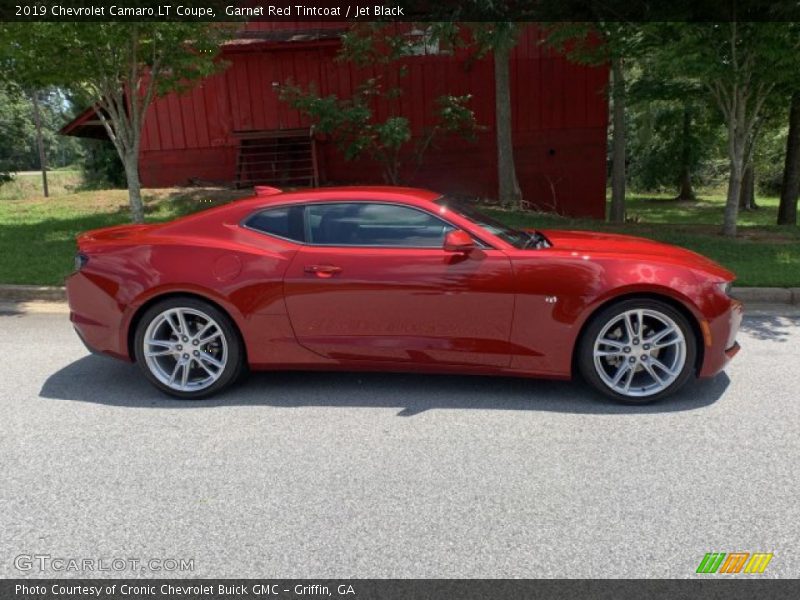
[
  {"left": 0, "top": 183, "right": 798, "bottom": 287},
  {"left": 0, "top": 170, "right": 83, "bottom": 201},
  {"left": 0, "top": 186, "right": 249, "bottom": 285},
  {"left": 624, "top": 192, "right": 784, "bottom": 227}
]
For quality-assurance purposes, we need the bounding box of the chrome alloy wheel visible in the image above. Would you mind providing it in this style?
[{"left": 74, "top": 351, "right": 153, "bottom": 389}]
[
  {"left": 592, "top": 308, "right": 687, "bottom": 398},
  {"left": 142, "top": 307, "right": 228, "bottom": 393}
]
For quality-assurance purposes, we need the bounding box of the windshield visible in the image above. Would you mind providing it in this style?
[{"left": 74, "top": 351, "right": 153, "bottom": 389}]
[{"left": 434, "top": 196, "right": 534, "bottom": 249}]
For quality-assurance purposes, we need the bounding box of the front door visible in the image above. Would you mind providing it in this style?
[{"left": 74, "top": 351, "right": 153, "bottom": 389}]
[{"left": 282, "top": 202, "right": 515, "bottom": 367}]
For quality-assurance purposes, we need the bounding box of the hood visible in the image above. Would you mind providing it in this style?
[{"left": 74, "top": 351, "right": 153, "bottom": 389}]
[{"left": 539, "top": 229, "right": 735, "bottom": 281}]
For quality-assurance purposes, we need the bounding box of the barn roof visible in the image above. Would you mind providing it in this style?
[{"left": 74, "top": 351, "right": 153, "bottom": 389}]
[
  {"left": 59, "top": 105, "right": 110, "bottom": 139},
  {"left": 60, "top": 26, "right": 346, "bottom": 139},
  {"left": 223, "top": 26, "right": 347, "bottom": 50}
]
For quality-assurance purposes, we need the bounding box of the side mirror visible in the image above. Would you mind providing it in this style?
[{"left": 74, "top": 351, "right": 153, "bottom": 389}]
[{"left": 443, "top": 229, "right": 476, "bottom": 253}]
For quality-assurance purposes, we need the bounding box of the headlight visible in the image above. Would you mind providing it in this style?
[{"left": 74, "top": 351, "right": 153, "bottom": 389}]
[
  {"left": 74, "top": 252, "right": 89, "bottom": 271},
  {"left": 716, "top": 281, "right": 732, "bottom": 296}
]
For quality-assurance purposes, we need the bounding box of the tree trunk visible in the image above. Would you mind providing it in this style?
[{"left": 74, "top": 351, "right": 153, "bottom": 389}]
[
  {"left": 609, "top": 55, "right": 626, "bottom": 223},
  {"left": 723, "top": 152, "right": 743, "bottom": 237},
  {"left": 778, "top": 91, "right": 800, "bottom": 225},
  {"left": 676, "top": 105, "right": 695, "bottom": 201},
  {"left": 123, "top": 156, "right": 145, "bottom": 224},
  {"left": 30, "top": 91, "right": 49, "bottom": 198},
  {"left": 738, "top": 162, "right": 756, "bottom": 210},
  {"left": 677, "top": 168, "right": 695, "bottom": 202},
  {"left": 494, "top": 43, "right": 522, "bottom": 209}
]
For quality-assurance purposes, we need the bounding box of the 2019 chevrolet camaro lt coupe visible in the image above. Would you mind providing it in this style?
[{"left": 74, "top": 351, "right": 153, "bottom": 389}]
[{"left": 66, "top": 186, "right": 742, "bottom": 403}]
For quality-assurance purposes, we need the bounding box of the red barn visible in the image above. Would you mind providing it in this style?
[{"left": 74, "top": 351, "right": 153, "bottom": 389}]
[{"left": 62, "top": 22, "right": 608, "bottom": 218}]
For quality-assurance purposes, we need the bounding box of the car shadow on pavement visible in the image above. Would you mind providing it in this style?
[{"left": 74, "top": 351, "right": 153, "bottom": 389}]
[{"left": 39, "top": 354, "right": 730, "bottom": 415}]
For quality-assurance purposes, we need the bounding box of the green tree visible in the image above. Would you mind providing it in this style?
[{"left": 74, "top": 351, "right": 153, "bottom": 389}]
[
  {"left": 0, "top": 82, "right": 30, "bottom": 185},
  {"left": 79, "top": 138, "right": 126, "bottom": 189},
  {"left": 1, "top": 23, "right": 233, "bottom": 222},
  {"left": 404, "top": 6, "right": 526, "bottom": 208},
  {"left": 279, "top": 24, "right": 481, "bottom": 185},
  {"left": 735, "top": 95, "right": 787, "bottom": 212},
  {"left": 657, "top": 22, "right": 800, "bottom": 236},
  {"left": 778, "top": 92, "right": 800, "bottom": 225},
  {"left": 30, "top": 89, "right": 50, "bottom": 196},
  {"left": 0, "top": 85, "right": 83, "bottom": 176},
  {"left": 628, "top": 99, "right": 722, "bottom": 199},
  {"left": 547, "top": 23, "right": 645, "bottom": 223},
  {"left": 627, "top": 59, "right": 724, "bottom": 200},
  {"left": 466, "top": 22, "right": 524, "bottom": 209},
  {"left": 45, "top": 90, "right": 86, "bottom": 169}
]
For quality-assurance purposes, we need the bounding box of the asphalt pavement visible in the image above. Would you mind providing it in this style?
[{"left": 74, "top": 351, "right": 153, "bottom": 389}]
[{"left": 0, "top": 304, "right": 798, "bottom": 578}]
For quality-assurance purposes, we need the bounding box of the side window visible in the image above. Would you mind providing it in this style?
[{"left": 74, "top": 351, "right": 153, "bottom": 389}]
[
  {"left": 245, "top": 205, "right": 305, "bottom": 242},
  {"left": 307, "top": 203, "right": 454, "bottom": 247}
]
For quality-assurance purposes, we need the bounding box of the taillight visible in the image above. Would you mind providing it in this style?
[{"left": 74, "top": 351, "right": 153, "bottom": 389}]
[{"left": 74, "top": 252, "right": 89, "bottom": 271}]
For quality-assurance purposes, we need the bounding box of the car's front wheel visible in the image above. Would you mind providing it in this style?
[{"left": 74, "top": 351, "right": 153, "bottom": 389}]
[
  {"left": 134, "top": 297, "right": 244, "bottom": 399},
  {"left": 578, "top": 299, "right": 697, "bottom": 404}
]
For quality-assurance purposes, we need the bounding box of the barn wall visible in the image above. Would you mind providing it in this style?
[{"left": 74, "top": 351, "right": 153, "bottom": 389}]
[{"left": 138, "top": 24, "right": 608, "bottom": 218}]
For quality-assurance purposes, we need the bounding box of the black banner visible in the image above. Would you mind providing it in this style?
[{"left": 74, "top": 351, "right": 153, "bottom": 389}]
[
  {"left": 3, "top": 580, "right": 800, "bottom": 600},
  {"left": 4, "top": 0, "right": 800, "bottom": 22}
]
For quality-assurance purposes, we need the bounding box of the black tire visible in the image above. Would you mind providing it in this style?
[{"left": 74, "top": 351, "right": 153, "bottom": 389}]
[
  {"left": 577, "top": 298, "right": 697, "bottom": 404},
  {"left": 133, "top": 296, "right": 245, "bottom": 399}
]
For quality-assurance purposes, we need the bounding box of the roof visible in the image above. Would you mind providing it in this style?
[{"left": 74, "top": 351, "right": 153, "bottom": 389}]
[
  {"left": 222, "top": 27, "right": 347, "bottom": 51},
  {"left": 156, "top": 186, "right": 445, "bottom": 235},
  {"left": 245, "top": 186, "right": 442, "bottom": 206},
  {"left": 59, "top": 105, "right": 109, "bottom": 139},
  {"left": 60, "top": 26, "right": 346, "bottom": 139}
]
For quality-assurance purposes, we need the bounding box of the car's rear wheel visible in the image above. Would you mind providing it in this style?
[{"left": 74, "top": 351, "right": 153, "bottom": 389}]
[
  {"left": 578, "top": 299, "right": 697, "bottom": 404},
  {"left": 134, "top": 297, "right": 244, "bottom": 399}
]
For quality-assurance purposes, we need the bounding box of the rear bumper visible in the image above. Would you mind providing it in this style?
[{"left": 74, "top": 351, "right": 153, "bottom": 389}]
[
  {"left": 66, "top": 272, "right": 131, "bottom": 361},
  {"left": 699, "top": 298, "right": 743, "bottom": 377}
]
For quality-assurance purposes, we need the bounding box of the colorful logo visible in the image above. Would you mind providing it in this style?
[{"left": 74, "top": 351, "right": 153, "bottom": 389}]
[{"left": 696, "top": 552, "right": 773, "bottom": 574}]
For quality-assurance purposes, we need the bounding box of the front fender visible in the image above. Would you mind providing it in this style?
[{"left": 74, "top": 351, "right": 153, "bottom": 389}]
[{"left": 508, "top": 253, "right": 709, "bottom": 377}]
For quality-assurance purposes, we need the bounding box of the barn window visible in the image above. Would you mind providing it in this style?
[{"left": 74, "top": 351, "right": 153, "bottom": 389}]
[
  {"left": 406, "top": 27, "right": 440, "bottom": 56},
  {"left": 234, "top": 129, "right": 319, "bottom": 189}
]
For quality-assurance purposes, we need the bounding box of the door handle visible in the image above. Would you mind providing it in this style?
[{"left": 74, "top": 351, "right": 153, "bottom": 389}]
[{"left": 304, "top": 264, "right": 342, "bottom": 278}]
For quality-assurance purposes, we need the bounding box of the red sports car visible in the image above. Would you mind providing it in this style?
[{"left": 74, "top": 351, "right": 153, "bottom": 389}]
[{"left": 66, "top": 186, "right": 742, "bottom": 404}]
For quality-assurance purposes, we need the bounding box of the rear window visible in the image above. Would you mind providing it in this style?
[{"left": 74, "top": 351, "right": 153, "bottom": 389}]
[{"left": 245, "top": 206, "right": 305, "bottom": 242}]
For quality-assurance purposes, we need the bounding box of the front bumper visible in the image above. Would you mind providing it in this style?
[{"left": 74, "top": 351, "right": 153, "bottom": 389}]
[
  {"left": 725, "top": 340, "right": 741, "bottom": 360},
  {"left": 699, "top": 298, "right": 743, "bottom": 378}
]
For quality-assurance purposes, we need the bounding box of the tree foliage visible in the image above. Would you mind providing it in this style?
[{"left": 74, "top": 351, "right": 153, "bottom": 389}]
[
  {"left": 777, "top": 93, "right": 800, "bottom": 224},
  {"left": 627, "top": 100, "right": 723, "bottom": 194},
  {"left": 652, "top": 21, "right": 800, "bottom": 235},
  {"left": 0, "top": 82, "right": 28, "bottom": 185},
  {"left": 279, "top": 24, "right": 481, "bottom": 185},
  {"left": 626, "top": 59, "right": 725, "bottom": 197},
  {"left": 2, "top": 19, "right": 799, "bottom": 233},
  {"left": 0, "top": 22, "right": 233, "bottom": 221},
  {"left": 0, "top": 83, "right": 83, "bottom": 186},
  {"left": 546, "top": 22, "right": 646, "bottom": 222}
]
